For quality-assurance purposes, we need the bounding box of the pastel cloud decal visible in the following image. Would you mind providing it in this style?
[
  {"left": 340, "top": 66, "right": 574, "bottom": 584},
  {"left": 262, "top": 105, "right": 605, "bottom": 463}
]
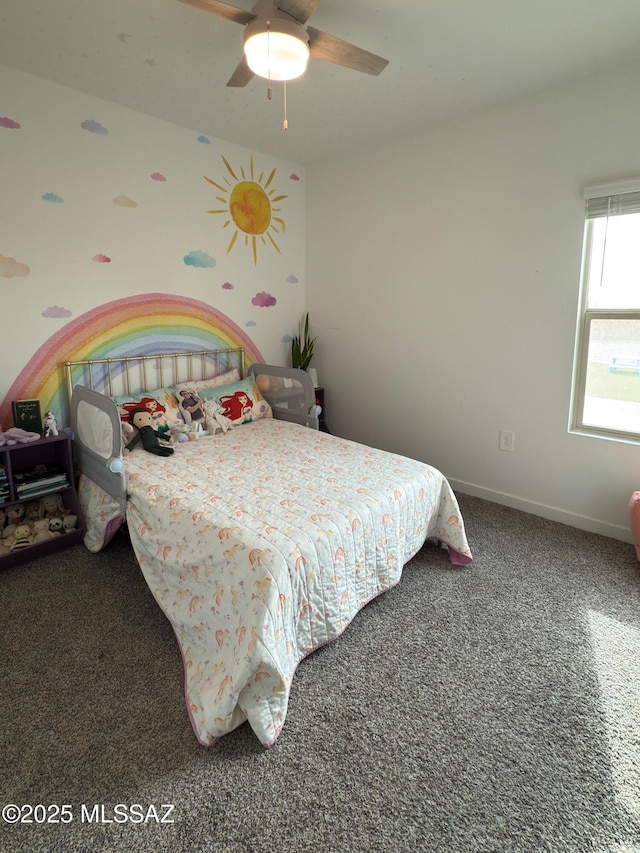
[
  {"left": 92, "top": 254, "right": 111, "bottom": 263},
  {"left": 42, "top": 305, "right": 72, "bottom": 318},
  {"left": 289, "top": 173, "right": 300, "bottom": 181},
  {"left": 183, "top": 250, "right": 216, "bottom": 268},
  {"left": 0, "top": 254, "right": 30, "bottom": 278},
  {"left": 81, "top": 119, "right": 108, "bottom": 134},
  {"left": 150, "top": 172, "right": 166, "bottom": 182},
  {"left": 286, "top": 274, "right": 299, "bottom": 283},
  {"left": 281, "top": 334, "right": 293, "bottom": 343},
  {"left": 222, "top": 282, "right": 234, "bottom": 290},
  {"left": 252, "top": 291, "right": 276, "bottom": 308},
  {"left": 245, "top": 320, "right": 256, "bottom": 327},
  {"left": 0, "top": 117, "right": 20, "bottom": 129},
  {"left": 42, "top": 192, "right": 64, "bottom": 204},
  {"left": 113, "top": 195, "right": 138, "bottom": 208},
  {"left": 197, "top": 135, "right": 211, "bottom": 144}
]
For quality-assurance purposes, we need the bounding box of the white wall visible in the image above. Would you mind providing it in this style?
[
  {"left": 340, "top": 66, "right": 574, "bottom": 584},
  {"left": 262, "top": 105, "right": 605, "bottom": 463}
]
[
  {"left": 306, "top": 59, "right": 640, "bottom": 543},
  {"left": 0, "top": 67, "right": 306, "bottom": 428}
]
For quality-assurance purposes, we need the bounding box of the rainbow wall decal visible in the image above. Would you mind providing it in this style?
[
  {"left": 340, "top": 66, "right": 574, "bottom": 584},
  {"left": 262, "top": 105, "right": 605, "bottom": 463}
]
[{"left": 0, "top": 293, "right": 264, "bottom": 430}]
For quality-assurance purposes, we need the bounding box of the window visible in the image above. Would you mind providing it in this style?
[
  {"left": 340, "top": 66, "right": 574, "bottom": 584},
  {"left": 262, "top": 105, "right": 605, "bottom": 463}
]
[{"left": 571, "top": 177, "right": 640, "bottom": 442}]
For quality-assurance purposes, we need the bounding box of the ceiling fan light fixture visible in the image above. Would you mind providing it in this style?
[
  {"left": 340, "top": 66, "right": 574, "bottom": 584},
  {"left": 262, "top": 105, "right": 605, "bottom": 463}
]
[{"left": 244, "top": 17, "right": 310, "bottom": 82}]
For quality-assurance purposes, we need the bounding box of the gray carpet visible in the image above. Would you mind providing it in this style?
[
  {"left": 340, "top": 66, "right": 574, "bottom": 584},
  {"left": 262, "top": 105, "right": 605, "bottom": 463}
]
[{"left": 1, "top": 494, "right": 639, "bottom": 853}]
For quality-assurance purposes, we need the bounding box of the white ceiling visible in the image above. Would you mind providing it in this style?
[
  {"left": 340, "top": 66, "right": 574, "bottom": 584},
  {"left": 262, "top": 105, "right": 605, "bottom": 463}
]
[{"left": 2, "top": 0, "right": 640, "bottom": 164}]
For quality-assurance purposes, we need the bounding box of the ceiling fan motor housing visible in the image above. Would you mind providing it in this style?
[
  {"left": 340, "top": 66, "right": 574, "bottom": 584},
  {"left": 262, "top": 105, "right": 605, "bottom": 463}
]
[{"left": 243, "top": 10, "right": 310, "bottom": 81}]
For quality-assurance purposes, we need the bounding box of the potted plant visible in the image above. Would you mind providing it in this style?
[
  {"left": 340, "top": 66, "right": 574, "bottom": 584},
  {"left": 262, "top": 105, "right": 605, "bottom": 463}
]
[{"left": 291, "top": 313, "right": 317, "bottom": 372}]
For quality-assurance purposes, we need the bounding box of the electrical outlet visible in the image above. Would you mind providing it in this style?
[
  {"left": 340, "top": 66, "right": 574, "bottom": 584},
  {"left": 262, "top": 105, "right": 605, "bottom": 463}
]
[{"left": 499, "top": 429, "right": 515, "bottom": 452}]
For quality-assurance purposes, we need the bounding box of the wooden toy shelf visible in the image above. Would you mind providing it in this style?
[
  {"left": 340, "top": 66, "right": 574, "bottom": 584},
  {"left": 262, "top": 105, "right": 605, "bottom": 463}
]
[{"left": 0, "top": 432, "right": 85, "bottom": 569}]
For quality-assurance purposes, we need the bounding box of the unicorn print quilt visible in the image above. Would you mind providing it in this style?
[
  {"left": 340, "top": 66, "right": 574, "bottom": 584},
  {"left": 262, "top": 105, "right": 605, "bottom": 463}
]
[{"left": 83, "top": 418, "right": 472, "bottom": 746}]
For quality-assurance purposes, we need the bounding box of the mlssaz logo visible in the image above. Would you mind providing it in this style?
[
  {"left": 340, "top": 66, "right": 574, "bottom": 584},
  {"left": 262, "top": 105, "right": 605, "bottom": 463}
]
[{"left": 81, "top": 803, "right": 175, "bottom": 824}]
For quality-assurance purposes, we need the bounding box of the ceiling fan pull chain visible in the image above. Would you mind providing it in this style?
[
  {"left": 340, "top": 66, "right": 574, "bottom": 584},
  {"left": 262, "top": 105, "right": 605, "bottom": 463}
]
[
  {"left": 283, "top": 80, "right": 288, "bottom": 130},
  {"left": 266, "top": 21, "right": 272, "bottom": 99}
]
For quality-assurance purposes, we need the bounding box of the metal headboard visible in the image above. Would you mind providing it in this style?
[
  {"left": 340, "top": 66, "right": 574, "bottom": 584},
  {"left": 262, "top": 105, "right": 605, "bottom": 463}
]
[{"left": 64, "top": 348, "right": 246, "bottom": 404}]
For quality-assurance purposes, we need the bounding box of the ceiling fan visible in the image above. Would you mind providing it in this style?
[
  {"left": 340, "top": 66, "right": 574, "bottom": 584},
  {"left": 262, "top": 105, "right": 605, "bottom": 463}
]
[{"left": 178, "top": 0, "right": 389, "bottom": 86}]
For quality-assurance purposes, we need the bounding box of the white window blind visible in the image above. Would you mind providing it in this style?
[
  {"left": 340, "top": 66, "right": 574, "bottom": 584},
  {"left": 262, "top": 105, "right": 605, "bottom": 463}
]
[{"left": 584, "top": 177, "right": 640, "bottom": 218}]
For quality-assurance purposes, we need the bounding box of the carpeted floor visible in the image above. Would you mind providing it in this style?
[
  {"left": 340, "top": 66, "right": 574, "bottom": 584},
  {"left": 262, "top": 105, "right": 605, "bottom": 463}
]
[{"left": 1, "top": 493, "right": 639, "bottom": 853}]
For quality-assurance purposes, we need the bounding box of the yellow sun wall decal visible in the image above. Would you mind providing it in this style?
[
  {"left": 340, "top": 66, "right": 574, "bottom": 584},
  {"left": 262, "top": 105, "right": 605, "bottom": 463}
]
[{"left": 205, "top": 155, "right": 287, "bottom": 266}]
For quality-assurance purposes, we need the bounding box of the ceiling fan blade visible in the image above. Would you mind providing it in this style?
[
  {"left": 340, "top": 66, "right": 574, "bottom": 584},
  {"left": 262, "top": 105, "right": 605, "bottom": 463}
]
[
  {"left": 307, "top": 26, "right": 389, "bottom": 76},
  {"left": 177, "top": 0, "right": 254, "bottom": 26},
  {"left": 275, "top": 0, "right": 320, "bottom": 25},
  {"left": 227, "top": 55, "right": 256, "bottom": 87}
]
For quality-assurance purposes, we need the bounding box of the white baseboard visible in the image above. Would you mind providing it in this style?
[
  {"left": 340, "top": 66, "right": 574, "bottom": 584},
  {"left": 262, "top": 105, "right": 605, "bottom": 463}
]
[{"left": 447, "top": 478, "right": 634, "bottom": 545}]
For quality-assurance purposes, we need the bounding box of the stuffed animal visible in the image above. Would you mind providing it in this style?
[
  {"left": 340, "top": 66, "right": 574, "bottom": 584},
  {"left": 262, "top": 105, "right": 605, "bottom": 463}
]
[
  {"left": 121, "top": 421, "right": 136, "bottom": 448},
  {"left": 62, "top": 514, "right": 77, "bottom": 534},
  {"left": 24, "top": 501, "right": 41, "bottom": 521},
  {"left": 0, "top": 427, "right": 40, "bottom": 446},
  {"left": 203, "top": 399, "right": 234, "bottom": 435},
  {"left": 39, "top": 493, "right": 66, "bottom": 518},
  {"left": 1, "top": 526, "right": 15, "bottom": 548},
  {"left": 128, "top": 409, "right": 174, "bottom": 457},
  {"left": 169, "top": 423, "right": 201, "bottom": 444},
  {"left": 42, "top": 410, "right": 59, "bottom": 437},
  {"left": 10, "top": 523, "right": 33, "bottom": 551},
  {"left": 48, "top": 517, "right": 63, "bottom": 536},
  {"left": 3, "top": 505, "right": 25, "bottom": 545},
  {"left": 32, "top": 518, "right": 55, "bottom": 543},
  {"left": 0, "top": 512, "right": 13, "bottom": 554},
  {"left": 7, "top": 505, "right": 25, "bottom": 526}
]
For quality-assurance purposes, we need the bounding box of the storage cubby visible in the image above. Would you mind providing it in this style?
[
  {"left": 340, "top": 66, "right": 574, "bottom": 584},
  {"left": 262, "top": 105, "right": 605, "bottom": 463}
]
[{"left": 0, "top": 432, "right": 85, "bottom": 569}]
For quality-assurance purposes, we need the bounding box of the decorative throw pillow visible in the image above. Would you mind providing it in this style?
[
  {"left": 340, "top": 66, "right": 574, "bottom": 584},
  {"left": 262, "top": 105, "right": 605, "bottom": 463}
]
[
  {"left": 175, "top": 387, "right": 206, "bottom": 426},
  {"left": 199, "top": 378, "right": 272, "bottom": 425},
  {"left": 143, "top": 386, "right": 182, "bottom": 426},
  {"left": 110, "top": 393, "right": 137, "bottom": 420},
  {"left": 116, "top": 388, "right": 182, "bottom": 435}
]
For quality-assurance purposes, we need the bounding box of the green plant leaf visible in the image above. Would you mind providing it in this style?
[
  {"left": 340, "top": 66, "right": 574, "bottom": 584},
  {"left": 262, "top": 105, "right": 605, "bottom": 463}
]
[{"left": 291, "top": 312, "right": 316, "bottom": 370}]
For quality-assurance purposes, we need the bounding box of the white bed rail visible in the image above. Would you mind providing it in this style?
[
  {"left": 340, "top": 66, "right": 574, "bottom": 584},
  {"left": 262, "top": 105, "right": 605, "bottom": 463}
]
[
  {"left": 248, "top": 364, "right": 319, "bottom": 430},
  {"left": 70, "top": 385, "right": 127, "bottom": 513}
]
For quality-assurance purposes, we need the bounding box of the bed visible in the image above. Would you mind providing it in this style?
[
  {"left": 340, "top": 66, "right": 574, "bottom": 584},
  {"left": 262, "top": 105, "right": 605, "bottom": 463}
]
[{"left": 66, "top": 348, "right": 472, "bottom": 747}]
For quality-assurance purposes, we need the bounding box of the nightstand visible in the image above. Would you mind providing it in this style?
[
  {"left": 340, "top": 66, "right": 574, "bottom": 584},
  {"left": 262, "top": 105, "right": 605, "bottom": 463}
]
[{"left": 314, "top": 387, "right": 330, "bottom": 433}]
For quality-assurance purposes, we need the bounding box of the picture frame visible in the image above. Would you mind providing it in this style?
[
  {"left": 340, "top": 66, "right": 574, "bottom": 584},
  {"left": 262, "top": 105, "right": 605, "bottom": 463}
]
[{"left": 11, "top": 399, "right": 42, "bottom": 435}]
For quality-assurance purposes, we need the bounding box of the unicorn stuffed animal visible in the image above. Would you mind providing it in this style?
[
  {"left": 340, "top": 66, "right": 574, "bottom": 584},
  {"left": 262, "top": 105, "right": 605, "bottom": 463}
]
[{"left": 43, "top": 411, "right": 59, "bottom": 437}]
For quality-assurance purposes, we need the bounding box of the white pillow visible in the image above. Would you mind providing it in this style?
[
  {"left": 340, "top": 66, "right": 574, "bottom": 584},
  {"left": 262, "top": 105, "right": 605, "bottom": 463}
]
[{"left": 174, "top": 367, "right": 240, "bottom": 394}]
